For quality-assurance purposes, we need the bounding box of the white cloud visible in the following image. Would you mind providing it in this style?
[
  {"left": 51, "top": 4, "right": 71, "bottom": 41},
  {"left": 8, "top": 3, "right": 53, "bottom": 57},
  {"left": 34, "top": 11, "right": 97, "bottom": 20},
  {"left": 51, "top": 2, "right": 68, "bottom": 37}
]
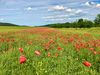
[
  {"left": 43, "top": 16, "right": 53, "bottom": 19},
  {"left": 43, "top": 14, "right": 69, "bottom": 22},
  {"left": 48, "top": 5, "right": 65, "bottom": 11},
  {"left": 45, "top": 6, "right": 84, "bottom": 22},
  {"left": 48, "top": 5, "right": 84, "bottom": 15},
  {"left": 85, "top": 1, "right": 100, "bottom": 8},
  {"left": 96, "top": 4, "right": 100, "bottom": 8},
  {"left": 66, "top": 8, "right": 74, "bottom": 12},
  {"left": 26, "top": 7, "right": 33, "bottom": 11},
  {"left": 85, "top": 1, "right": 95, "bottom": 6},
  {"left": 0, "top": 18, "right": 4, "bottom": 21},
  {"left": 24, "top": 6, "right": 39, "bottom": 11},
  {"left": 45, "top": 18, "right": 65, "bottom": 22},
  {"left": 43, "top": 14, "right": 68, "bottom": 19},
  {"left": 85, "top": 2, "right": 90, "bottom": 6},
  {"left": 68, "top": 18, "right": 72, "bottom": 20},
  {"left": 50, "top": 18, "right": 65, "bottom": 21},
  {"left": 75, "top": 9, "right": 83, "bottom": 14}
]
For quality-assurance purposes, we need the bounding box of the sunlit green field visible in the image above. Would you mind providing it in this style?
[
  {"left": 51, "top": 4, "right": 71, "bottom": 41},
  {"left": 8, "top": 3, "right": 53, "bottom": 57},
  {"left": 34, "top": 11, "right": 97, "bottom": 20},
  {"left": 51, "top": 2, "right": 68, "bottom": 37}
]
[
  {"left": 0, "top": 26, "right": 32, "bottom": 32},
  {"left": 0, "top": 26, "right": 100, "bottom": 75}
]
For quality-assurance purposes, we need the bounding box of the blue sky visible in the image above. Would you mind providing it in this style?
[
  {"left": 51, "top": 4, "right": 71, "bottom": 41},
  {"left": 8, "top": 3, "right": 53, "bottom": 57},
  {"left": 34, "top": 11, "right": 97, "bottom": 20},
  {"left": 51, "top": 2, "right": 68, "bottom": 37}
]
[{"left": 0, "top": 0, "right": 100, "bottom": 26}]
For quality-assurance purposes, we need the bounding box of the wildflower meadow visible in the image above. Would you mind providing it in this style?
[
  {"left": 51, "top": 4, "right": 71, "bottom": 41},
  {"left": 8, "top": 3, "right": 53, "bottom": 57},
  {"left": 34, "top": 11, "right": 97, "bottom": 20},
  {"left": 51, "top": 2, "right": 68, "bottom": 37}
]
[{"left": 0, "top": 26, "right": 100, "bottom": 75}]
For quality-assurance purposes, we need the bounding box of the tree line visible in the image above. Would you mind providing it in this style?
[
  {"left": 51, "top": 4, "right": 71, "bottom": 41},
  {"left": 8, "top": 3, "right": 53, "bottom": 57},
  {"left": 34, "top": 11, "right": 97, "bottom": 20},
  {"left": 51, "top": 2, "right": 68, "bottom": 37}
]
[
  {"left": 43, "top": 14, "right": 100, "bottom": 28},
  {"left": 0, "top": 22, "right": 18, "bottom": 26}
]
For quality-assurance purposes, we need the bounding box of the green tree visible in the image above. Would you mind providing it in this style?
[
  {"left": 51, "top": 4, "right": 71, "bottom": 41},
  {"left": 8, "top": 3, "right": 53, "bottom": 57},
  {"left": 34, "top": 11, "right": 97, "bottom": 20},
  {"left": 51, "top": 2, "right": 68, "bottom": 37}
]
[
  {"left": 94, "top": 14, "right": 100, "bottom": 27},
  {"left": 77, "top": 19, "right": 94, "bottom": 28},
  {"left": 78, "top": 18, "right": 84, "bottom": 28},
  {"left": 84, "top": 19, "right": 94, "bottom": 28}
]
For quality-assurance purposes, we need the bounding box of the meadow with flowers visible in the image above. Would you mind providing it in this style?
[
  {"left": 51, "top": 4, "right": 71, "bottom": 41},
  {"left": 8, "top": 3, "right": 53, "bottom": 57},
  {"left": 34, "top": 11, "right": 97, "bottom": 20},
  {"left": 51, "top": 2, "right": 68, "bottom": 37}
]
[{"left": 0, "top": 26, "right": 100, "bottom": 75}]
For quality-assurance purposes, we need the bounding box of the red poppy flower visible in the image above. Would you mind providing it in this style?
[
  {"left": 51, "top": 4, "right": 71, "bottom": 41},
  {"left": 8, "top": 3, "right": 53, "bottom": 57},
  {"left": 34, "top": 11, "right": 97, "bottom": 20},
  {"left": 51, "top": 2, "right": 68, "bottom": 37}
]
[
  {"left": 47, "top": 52, "right": 51, "bottom": 57},
  {"left": 35, "top": 50, "right": 41, "bottom": 55},
  {"left": 89, "top": 48, "right": 94, "bottom": 51},
  {"left": 20, "top": 56, "right": 27, "bottom": 64},
  {"left": 69, "top": 37, "right": 74, "bottom": 42},
  {"left": 11, "top": 39, "right": 14, "bottom": 42},
  {"left": 83, "top": 61, "right": 91, "bottom": 67},
  {"left": 93, "top": 51, "right": 97, "bottom": 55},
  {"left": 57, "top": 46, "right": 62, "bottom": 51},
  {"left": 19, "top": 48, "right": 23, "bottom": 53},
  {"left": 55, "top": 53, "right": 59, "bottom": 57},
  {"left": 6, "top": 39, "right": 10, "bottom": 42},
  {"left": 1, "top": 38, "right": 4, "bottom": 42},
  {"left": 75, "top": 44, "right": 80, "bottom": 50}
]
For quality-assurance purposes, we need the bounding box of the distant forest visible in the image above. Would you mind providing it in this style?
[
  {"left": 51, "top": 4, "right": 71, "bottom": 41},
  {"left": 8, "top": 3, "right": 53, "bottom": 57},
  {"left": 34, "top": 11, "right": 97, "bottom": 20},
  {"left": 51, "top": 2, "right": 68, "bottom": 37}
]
[
  {"left": 43, "top": 14, "right": 100, "bottom": 28},
  {"left": 0, "top": 22, "right": 18, "bottom": 26}
]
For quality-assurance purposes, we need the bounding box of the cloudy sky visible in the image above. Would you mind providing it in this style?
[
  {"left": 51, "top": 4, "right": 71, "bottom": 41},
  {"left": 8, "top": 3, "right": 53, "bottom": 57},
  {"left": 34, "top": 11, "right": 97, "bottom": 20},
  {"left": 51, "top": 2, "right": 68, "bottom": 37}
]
[{"left": 0, "top": 0, "right": 100, "bottom": 26}]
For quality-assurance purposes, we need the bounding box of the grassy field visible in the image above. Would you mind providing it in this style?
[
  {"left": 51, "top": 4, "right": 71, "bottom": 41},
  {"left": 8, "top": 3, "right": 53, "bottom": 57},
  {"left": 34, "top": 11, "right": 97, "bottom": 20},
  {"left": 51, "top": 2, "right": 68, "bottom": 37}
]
[
  {"left": 0, "top": 26, "right": 100, "bottom": 75},
  {"left": 0, "top": 26, "right": 32, "bottom": 32}
]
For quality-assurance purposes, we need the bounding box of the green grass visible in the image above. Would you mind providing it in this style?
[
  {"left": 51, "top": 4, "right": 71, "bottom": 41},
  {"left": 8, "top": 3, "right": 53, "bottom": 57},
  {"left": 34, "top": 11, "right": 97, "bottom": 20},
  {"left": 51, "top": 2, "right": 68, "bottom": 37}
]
[
  {"left": 0, "top": 26, "right": 32, "bottom": 32},
  {"left": 0, "top": 27, "right": 100, "bottom": 75},
  {"left": 59, "top": 27, "right": 100, "bottom": 38}
]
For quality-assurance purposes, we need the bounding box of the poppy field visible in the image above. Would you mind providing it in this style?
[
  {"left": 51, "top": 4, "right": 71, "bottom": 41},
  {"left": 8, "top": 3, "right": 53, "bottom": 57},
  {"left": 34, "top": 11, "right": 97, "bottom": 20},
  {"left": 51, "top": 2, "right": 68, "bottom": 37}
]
[{"left": 0, "top": 27, "right": 100, "bottom": 75}]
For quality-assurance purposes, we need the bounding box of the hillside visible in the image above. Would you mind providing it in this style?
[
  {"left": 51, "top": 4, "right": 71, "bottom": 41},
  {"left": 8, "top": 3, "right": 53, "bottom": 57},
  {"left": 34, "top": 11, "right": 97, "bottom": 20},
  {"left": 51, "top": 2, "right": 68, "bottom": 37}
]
[{"left": 0, "top": 22, "right": 19, "bottom": 26}]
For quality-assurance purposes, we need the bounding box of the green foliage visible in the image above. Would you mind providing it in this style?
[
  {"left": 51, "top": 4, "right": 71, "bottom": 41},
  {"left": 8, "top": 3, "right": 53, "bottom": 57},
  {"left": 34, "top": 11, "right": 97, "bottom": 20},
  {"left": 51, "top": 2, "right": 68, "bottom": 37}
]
[
  {"left": 78, "top": 19, "right": 94, "bottom": 28},
  {"left": 94, "top": 14, "right": 100, "bottom": 27},
  {"left": 94, "top": 14, "right": 100, "bottom": 24}
]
